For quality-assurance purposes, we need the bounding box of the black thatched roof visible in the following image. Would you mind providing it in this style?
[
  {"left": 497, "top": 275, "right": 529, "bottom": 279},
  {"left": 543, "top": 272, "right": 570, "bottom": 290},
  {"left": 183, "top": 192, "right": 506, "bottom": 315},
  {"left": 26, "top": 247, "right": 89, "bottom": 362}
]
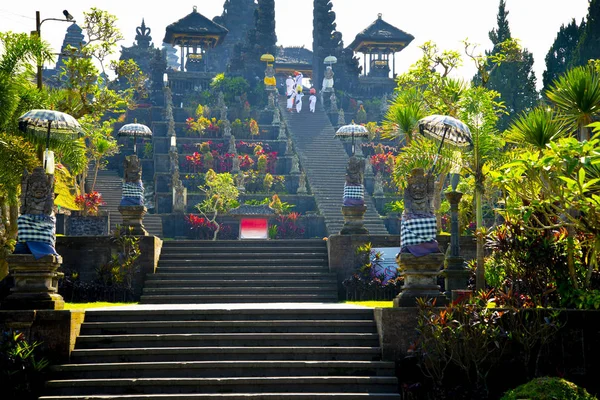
[
  {"left": 349, "top": 13, "right": 414, "bottom": 53},
  {"left": 276, "top": 46, "right": 313, "bottom": 65},
  {"left": 163, "top": 6, "right": 228, "bottom": 45},
  {"left": 229, "top": 204, "right": 276, "bottom": 217}
]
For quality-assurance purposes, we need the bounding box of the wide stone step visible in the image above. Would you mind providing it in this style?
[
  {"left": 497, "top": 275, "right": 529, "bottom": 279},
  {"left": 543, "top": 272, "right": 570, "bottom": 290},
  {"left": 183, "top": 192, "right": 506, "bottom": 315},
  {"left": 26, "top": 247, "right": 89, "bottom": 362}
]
[
  {"left": 75, "top": 333, "right": 379, "bottom": 349},
  {"left": 69, "top": 346, "right": 382, "bottom": 363},
  {"left": 51, "top": 360, "right": 396, "bottom": 379},
  {"left": 142, "top": 287, "right": 338, "bottom": 295},
  {"left": 144, "top": 279, "right": 336, "bottom": 287},
  {"left": 154, "top": 265, "right": 328, "bottom": 272},
  {"left": 140, "top": 294, "right": 339, "bottom": 304},
  {"left": 43, "top": 376, "right": 400, "bottom": 396},
  {"left": 82, "top": 309, "right": 374, "bottom": 323},
  {"left": 162, "top": 240, "right": 326, "bottom": 248},
  {"left": 144, "top": 272, "right": 336, "bottom": 281},
  {"left": 159, "top": 253, "right": 328, "bottom": 260},
  {"left": 160, "top": 247, "right": 327, "bottom": 254},
  {"left": 80, "top": 320, "right": 375, "bottom": 335}
]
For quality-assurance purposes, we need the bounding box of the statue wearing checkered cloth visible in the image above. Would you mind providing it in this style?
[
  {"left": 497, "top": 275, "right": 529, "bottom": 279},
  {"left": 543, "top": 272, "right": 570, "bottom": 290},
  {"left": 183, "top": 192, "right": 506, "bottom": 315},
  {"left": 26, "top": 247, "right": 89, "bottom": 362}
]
[
  {"left": 401, "top": 168, "right": 440, "bottom": 256},
  {"left": 343, "top": 156, "right": 365, "bottom": 206},
  {"left": 120, "top": 155, "right": 144, "bottom": 206},
  {"left": 14, "top": 167, "right": 58, "bottom": 258}
]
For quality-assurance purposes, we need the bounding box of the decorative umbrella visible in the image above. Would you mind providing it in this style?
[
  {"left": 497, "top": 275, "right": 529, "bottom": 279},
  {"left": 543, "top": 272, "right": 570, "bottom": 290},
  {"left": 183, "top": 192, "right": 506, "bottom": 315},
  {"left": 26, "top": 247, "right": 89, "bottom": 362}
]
[
  {"left": 324, "top": 55, "right": 337, "bottom": 66},
  {"left": 118, "top": 122, "right": 152, "bottom": 153},
  {"left": 18, "top": 109, "right": 82, "bottom": 169},
  {"left": 418, "top": 114, "right": 472, "bottom": 173},
  {"left": 335, "top": 122, "right": 369, "bottom": 155}
]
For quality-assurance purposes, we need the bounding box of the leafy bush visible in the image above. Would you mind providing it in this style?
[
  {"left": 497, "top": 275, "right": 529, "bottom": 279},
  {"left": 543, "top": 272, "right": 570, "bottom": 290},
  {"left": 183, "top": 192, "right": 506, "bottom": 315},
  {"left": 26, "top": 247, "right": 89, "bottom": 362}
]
[
  {"left": 0, "top": 330, "right": 49, "bottom": 400},
  {"left": 412, "top": 291, "right": 562, "bottom": 398},
  {"left": 501, "top": 377, "right": 596, "bottom": 400}
]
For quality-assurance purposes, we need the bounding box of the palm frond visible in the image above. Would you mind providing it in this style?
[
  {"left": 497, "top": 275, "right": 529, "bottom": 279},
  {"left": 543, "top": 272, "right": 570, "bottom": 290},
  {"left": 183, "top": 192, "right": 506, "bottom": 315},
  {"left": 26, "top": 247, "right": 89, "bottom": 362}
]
[{"left": 505, "top": 107, "right": 569, "bottom": 150}]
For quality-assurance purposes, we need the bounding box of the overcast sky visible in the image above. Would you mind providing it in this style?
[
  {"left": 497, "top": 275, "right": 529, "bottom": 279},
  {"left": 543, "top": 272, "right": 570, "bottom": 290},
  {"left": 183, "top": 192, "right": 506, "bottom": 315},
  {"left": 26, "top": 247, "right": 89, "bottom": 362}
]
[{"left": 1, "top": 0, "right": 589, "bottom": 90}]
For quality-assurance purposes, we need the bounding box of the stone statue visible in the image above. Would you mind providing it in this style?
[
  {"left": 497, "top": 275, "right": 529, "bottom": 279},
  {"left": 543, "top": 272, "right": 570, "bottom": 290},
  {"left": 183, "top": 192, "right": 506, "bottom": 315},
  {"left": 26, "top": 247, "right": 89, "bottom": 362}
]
[
  {"left": 322, "top": 66, "right": 334, "bottom": 92},
  {"left": 297, "top": 172, "right": 308, "bottom": 194},
  {"left": 272, "top": 107, "right": 280, "bottom": 125},
  {"left": 290, "top": 154, "right": 300, "bottom": 174},
  {"left": 236, "top": 170, "right": 246, "bottom": 193},
  {"left": 330, "top": 92, "right": 339, "bottom": 113},
  {"left": 286, "top": 136, "right": 293, "bottom": 155},
  {"left": 220, "top": 106, "right": 228, "bottom": 122},
  {"left": 172, "top": 172, "right": 186, "bottom": 213},
  {"left": 232, "top": 155, "right": 240, "bottom": 173},
  {"left": 20, "top": 167, "right": 54, "bottom": 216},
  {"left": 124, "top": 155, "right": 142, "bottom": 183},
  {"left": 223, "top": 119, "right": 232, "bottom": 138},
  {"left": 217, "top": 91, "right": 226, "bottom": 109},
  {"left": 264, "top": 64, "right": 276, "bottom": 88},
  {"left": 169, "top": 148, "right": 179, "bottom": 174},
  {"left": 337, "top": 108, "right": 345, "bottom": 126},
  {"left": 345, "top": 156, "right": 365, "bottom": 186},
  {"left": 404, "top": 168, "right": 435, "bottom": 217},
  {"left": 278, "top": 121, "right": 287, "bottom": 140},
  {"left": 268, "top": 91, "right": 276, "bottom": 109},
  {"left": 374, "top": 171, "right": 384, "bottom": 196},
  {"left": 228, "top": 135, "right": 237, "bottom": 154}
]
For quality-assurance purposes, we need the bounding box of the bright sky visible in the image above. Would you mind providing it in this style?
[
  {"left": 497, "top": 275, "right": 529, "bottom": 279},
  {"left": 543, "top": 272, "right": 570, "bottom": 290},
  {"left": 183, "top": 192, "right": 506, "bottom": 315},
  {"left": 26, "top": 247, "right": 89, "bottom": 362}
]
[{"left": 1, "top": 0, "right": 589, "bottom": 90}]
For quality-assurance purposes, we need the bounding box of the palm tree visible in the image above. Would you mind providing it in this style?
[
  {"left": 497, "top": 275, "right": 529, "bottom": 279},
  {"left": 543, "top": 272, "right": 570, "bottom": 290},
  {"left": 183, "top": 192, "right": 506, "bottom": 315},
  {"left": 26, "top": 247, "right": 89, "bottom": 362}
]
[
  {"left": 505, "top": 107, "right": 569, "bottom": 151},
  {"left": 382, "top": 88, "right": 425, "bottom": 145},
  {"left": 459, "top": 86, "right": 504, "bottom": 291},
  {"left": 546, "top": 65, "right": 600, "bottom": 141}
]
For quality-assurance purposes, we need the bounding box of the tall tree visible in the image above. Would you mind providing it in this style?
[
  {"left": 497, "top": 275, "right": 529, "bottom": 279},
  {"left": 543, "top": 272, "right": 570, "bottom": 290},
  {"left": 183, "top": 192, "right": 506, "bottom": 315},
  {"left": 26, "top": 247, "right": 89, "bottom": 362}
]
[
  {"left": 543, "top": 19, "right": 584, "bottom": 93},
  {"left": 474, "top": 0, "right": 538, "bottom": 132},
  {"left": 573, "top": 0, "right": 600, "bottom": 66}
]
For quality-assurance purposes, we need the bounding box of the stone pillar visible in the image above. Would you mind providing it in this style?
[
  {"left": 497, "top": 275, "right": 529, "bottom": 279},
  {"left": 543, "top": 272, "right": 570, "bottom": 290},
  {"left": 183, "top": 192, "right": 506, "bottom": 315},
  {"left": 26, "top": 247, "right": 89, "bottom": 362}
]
[
  {"left": 1, "top": 254, "right": 64, "bottom": 310},
  {"left": 118, "top": 205, "right": 148, "bottom": 236},
  {"left": 340, "top": 206, "right": 368, "bottom": 235},
  {"left": 442, "top": 190, "right": 470, "bottom": 295},
  {"left": 394, "top": 252, "right": 446, "bottom": 307}
]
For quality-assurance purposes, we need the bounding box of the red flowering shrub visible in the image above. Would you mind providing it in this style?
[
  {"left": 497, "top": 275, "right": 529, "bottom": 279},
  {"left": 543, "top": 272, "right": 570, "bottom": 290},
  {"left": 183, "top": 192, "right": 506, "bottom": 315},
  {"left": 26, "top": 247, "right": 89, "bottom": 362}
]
[
  {"left": 75, "top": 191, "right": 106, "bottom": 216},
  {"left": 185, "top": 214, "right": 218, "bottom": 240}
]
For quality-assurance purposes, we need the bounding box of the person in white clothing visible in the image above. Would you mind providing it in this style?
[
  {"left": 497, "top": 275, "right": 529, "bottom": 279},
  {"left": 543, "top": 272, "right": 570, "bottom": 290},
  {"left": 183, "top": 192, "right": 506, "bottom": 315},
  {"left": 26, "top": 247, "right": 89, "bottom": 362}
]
[
  {"left": 295, "top": 88, "right": 304, "bottom": 113},
  {"left": 287, "top": 91, "right": 295, "bottom": 112},
  {"left": 294, "top": 71, "right": 303, "bottom": 90},
  {"left": 309, "top": 92, "right": 317, "bottom": 113},
  {"left": 286, "top": 76, "right": 294, "bottom": 96}
]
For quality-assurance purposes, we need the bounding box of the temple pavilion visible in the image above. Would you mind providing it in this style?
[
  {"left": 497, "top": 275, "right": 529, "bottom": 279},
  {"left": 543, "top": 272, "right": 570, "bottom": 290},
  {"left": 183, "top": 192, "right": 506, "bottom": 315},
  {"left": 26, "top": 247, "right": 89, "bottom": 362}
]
[
  {"left": 163, "top": 6, "right": 228, "bottom": 73},
  {"left": 349, "top": 13, "right": 414, "bottom": 94}
]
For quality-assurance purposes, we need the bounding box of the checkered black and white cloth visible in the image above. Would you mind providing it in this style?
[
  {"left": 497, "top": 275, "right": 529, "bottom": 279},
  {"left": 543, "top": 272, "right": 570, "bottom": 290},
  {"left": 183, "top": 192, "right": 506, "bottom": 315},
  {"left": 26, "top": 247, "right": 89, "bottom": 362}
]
[
  {"left": 17, "top": 214, "right": 56, "bottom": 245},
  {"left": 343, "top": 184, "right": 364, "bottom": 200},
  {"left": 401, "top": 216, "right": 437, "bottom": 247},
  {"left": 122, "top": 181, "right": 144, "bottom": 200}
]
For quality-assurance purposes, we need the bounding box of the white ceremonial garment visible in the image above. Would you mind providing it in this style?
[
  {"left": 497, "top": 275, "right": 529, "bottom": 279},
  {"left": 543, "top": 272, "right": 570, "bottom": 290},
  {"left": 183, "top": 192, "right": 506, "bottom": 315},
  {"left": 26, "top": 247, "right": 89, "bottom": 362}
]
[
  {"left": 295, "top": 93, "right": 304, "bottom": 113},
  {"left": 287, "top": 92, "right": 295, "bottom": 110},
  {"left": 309, "top": 95, "right": 317, "bottom": 112},
  {"left": 294, "top": 73, "right": 303, "bottom": 89},
  {"left": 286, "top": 78, "right": 295, "bottom": 96}
]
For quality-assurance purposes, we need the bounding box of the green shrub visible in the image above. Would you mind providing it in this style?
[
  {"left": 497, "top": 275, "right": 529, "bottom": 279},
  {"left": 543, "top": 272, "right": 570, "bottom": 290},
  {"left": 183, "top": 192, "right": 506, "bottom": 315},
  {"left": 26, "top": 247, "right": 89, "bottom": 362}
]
[
  {"left": 501, "top": 377, "right": 596, "bottom": 400},
  {"left": 0, "top": 330, "right": 49, "bottom": 399}
]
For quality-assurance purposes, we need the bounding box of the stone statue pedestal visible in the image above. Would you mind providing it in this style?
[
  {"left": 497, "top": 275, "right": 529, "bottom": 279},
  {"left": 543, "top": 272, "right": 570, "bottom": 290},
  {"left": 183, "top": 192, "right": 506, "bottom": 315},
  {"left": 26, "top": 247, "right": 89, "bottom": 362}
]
[
  {"left": 340, "top": 205, "right": 369, "bottom": 235},
  {"left": 394, "top": 252, "right": 447, "bottom": 307},
  {"left": 118, "top": 205, "right": 148, "bottom": 236},
  {"left": 442, "top": 255, "right": 470, "bottom": 296},
  {"left": 1, "top": 254, "right": 64, "bottom": 310}
]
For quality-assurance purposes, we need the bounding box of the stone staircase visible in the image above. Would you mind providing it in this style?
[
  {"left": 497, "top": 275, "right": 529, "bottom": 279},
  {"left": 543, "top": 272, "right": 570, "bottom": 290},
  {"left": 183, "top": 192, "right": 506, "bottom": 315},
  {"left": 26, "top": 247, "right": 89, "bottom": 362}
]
[
  {"left": 140, "top": 239, "right": 338, "bottom": 304},
  {"left": 40, "top": 306, "right": 401, "bottom": 399},
  {"left": 280, "top": 96, "right": 389, "bottom": 235},
  {"left": 89, "top": 168, "right": 163, "bottom": 237}
]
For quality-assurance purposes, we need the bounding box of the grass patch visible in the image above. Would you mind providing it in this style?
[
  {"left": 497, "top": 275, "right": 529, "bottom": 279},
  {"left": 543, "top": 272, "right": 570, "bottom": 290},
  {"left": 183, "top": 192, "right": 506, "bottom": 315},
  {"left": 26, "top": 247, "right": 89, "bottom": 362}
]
[
  {"left": 345, "top": 301, "right": 393, "bottom": 308},
  {"left": 64, "top": 302, "right": 137, "bottom": 310}
]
